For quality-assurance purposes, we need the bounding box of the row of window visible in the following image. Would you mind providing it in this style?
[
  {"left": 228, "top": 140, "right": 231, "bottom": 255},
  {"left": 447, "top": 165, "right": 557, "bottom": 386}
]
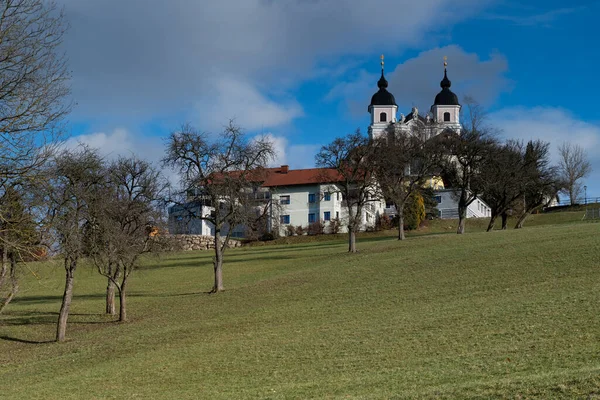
[
  {"left": 280, "top": 211, "right": 339, "bottom": 225},
  {"left": 280, "top": 192, "right": 337, "bottom": 205},
  {"left": 378, "top": 112, "right": 451, "bottom": 122}
]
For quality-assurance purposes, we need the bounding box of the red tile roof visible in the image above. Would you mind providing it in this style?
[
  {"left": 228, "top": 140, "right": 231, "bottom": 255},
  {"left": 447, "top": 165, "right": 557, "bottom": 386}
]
[
  {"left": 257, "top": 166, "right": 344, "bottom": 187},
  {"left": 210, "top": 166, "right": 345, "bottom": 187}
]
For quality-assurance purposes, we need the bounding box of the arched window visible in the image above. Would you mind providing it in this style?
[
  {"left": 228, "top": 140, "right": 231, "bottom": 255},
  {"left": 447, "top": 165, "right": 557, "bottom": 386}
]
[
  {"left": 380, "top": 112, "right": 387, "bottom": 122},
  {"left": 443, "top": 112, "right": 451, "bottom": 122}
]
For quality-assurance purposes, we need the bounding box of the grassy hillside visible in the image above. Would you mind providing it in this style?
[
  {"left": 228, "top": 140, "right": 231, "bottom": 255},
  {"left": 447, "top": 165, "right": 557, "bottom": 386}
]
[{"left": 1, "top": 214, "right": 599, "bottom": 399}]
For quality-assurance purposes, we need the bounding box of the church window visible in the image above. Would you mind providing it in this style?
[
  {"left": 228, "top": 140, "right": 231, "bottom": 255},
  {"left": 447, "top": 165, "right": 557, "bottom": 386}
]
[
  {"left": 380, "top": 112, "right": 387, "bottom": 122},
  {"left": 444, "top": 112, "right": 451, "bottom": 122}
]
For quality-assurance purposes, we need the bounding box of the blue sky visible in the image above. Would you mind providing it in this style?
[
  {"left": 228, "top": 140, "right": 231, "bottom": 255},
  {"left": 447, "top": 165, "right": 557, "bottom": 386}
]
[{"left": 59, "top": 0, "right": 599, "bottom": 197}]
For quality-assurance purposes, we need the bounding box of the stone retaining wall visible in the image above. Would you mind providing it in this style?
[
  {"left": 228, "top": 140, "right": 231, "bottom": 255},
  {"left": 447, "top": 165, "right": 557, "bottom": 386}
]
[{"left": 168, "top": 234, "right": 242, "bottom": 251}]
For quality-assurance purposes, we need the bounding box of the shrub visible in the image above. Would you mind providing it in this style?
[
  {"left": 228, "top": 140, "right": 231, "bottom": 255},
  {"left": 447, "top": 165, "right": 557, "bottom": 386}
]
[
  {"left": 259, "top": 232, "right": 275, "bottom": 241},
  {"left": 375, "top": 214, "right": 393, "bottom": 231},
  {"left": 403, "top": 192, "right": 426, "bottom": 231},
  {"left": 294, "top": 225, "right": 306, "bottom": 236},
  {"left": 307, "top": 221, "right": 325, "bottom": 235},
  {"left": 286, "top": 225, "right": 296, "bottom": 237},
  {"left": 329, "top": 218, "right": 342, "bottom": 234}
]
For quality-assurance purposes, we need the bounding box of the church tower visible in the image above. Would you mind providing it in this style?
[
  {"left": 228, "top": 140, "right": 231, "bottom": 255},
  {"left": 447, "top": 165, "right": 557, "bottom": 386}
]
[
  {"left": 368, "top": 55, "right": 397, "bottom": 140},
  {"left": 430, "top": 57, "right": 461, "bottom": 132}
]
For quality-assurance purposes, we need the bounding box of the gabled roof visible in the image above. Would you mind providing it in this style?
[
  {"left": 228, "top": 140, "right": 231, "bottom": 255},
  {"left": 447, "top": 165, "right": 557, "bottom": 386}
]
[
  {"left": 205, "top": 166, "right": 346, "bottom": 188},
  {"left": 402, "top": 111, "right": 428, "bottom": 124},
  {"left": 261, "top": 167, "right": 344, "bottom": 188}
]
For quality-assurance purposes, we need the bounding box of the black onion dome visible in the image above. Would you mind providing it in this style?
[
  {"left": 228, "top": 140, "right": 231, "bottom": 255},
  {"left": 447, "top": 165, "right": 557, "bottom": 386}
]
[
  {"left": 369, "top": 71, "right": 397, "bottom": 109},
  {"left": 434, "top": 69, "right": 459, "bottom": 106}
]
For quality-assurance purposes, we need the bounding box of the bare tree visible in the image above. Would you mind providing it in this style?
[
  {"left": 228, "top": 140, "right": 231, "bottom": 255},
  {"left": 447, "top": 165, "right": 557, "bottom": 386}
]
[
  {"left": 85, "top": 157, "right": 167, "bottom": 321},
  {"left": 0, "top": 0, "right": 69, "bottom": 189},
  {"left": 372, "top": 125, "right": 444, "bottom": 240},
  {"left": 163, "top": 122, "right": 275, "bottom": 293},
  {"left": 480, "top": 140, "right": 525, "bottom": 231},
  {"left": 442, "top": 98, "right": 497, "bottom": 234},
  {"left": 0, "top": 183, "right": 41, "bottom": 313},
  {"left": 0, "top": 0, "right": 70, "bottom": 311},
  {"left": 442, "top": 130, "right": 496, "bottom": 234},
  {"left": 514, "top": 140, "right": 560, "bottom": 229},
  {"left": 315, "top": 130, "right": 381, "bottom": 252},
  {"left": 558, "top": 142, "right": 591, "bottom": 205},
  {"left": 48, "top": 147, "right": 104, "bottom": 342}
]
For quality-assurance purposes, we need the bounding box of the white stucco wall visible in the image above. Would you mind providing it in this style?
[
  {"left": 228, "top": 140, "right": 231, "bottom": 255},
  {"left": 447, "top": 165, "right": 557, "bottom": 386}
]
[
  {"left": 434, "top": 190, "right": 491, "bottom": 219},
  {"left": 272, "top": 184, "right": 385, "bottom": 236}
]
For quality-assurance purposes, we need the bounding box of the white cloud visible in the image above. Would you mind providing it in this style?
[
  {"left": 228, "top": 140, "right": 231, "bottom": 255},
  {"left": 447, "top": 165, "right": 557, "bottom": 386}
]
[
  {"left": 258, "top": 133, "right": 288, "bottom": 167},
  {"left": 195, "top": 78, "right": 303, "bottom": 131},
  {"left": 257, "top": 133, "right": 320, "bottom": 170},
  {"left": 490, "top": 106, "right": 600, "bottom": 196},
  {"left": 328, "top": 45, "right": 511, "bottom": 117},
  {"left": 64, "top": 128, "right": 176, "bottom": 183},
  {"left": 57, "top": 0, "right": 493, "bottom": 128}
]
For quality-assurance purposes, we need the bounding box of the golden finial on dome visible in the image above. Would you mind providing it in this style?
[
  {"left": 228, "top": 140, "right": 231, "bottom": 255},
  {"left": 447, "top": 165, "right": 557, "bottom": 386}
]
[
  {"left": 443, "top": 55, "right": 448, "bottom": 68},
  {"left": 380, "top": 54, "right": 385, "bottom": 71}
]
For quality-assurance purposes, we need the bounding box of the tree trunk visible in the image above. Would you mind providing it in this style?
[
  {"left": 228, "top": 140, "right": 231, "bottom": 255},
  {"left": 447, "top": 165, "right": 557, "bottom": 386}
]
[
  {"left": 0, "top": 246, "right": 8, "bottom": 289},
  {"left": 569, "top": 187, "right": 576, "bottom": 205},
  {"left": 457, "top": 205, "right": 466, "bottom": 234},
  {"left": 514, "top": 211, "right": 531, "bottom": 229},
  {"left": 486, "top": 213, "right": 498, "bottom": 232},
  {"left": 0, "top": 255, "right": 18, "bottom": 314},
  {"left": 212, "top": 233, "right": 224, "bottom": 293},
  {"left": 397, "top": 206, "right": 406, "bottom": 240},
  {"left": 56, "top": 258, "right": 76, "bottom": 342},
  {"left": 501, "top": 212, "right": 508, "bottom": 230},
  {"left": 118, "top": 276, "right": 127, "bottom": 322},
  {"left": 348, "top": 228, "right": 357, "bottom": 253},
  {"left": 457, "top": 190, "right": 467, "bottom": 234},
  {"left": 106, "top": 278, "right": 116, "bottom": 315},
  {"left": 106, "top": 262, "right": 120, "bottom": 315}
]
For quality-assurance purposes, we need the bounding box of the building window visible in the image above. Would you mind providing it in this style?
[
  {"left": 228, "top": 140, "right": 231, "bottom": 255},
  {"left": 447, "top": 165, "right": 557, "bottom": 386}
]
[
  {"left": 444, "top": 112, "right": 451, "bottom": 122},
  {"left": 308, "top": 213, "right": 316, "bottom": 223},
  {"left": 324, "top": 211, "right": 331, "bottom": 221},
  {"left": 336, "top": 211, "right": 339, "bottom": 219},
  {"left": 280, "top": 215, "right": 290, "bottom": 224},
  {"left": 323, "top": 192, "right": 331, "bottom": 201},
  {"left": 280, "top": 195, "right": 290, "bottom": 205},
  {"left": 434, "top": 195, "right": 442, "bottom": 204},
  {"left": 308, "top": 193, "right": 316, "bottom": 203},
  {"left": 380, "top": 112, "right": 387, "bottom": 122},
  {"left": 337, "top": 192, "right": 340, "bottom": 201}
]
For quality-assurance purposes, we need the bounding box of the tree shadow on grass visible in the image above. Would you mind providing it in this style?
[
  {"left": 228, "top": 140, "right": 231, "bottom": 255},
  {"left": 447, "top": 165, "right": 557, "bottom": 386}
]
[
  {"left": 0, "top": 335, "right": 54, "bottom": 344},
  {"left": 11, "top": 293, "right": 107, "bottom": 305},
  {"left": 140, "top": 254, "right": 299, "bottom": 270},
  {"left": 1, "top": 310, "right": 114, "bottom": 327}
]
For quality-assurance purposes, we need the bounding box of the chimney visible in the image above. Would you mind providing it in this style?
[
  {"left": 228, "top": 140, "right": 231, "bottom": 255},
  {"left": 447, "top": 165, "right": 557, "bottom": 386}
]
[{"left": 280, "top": 165, "right": 289, "bottom": 174}]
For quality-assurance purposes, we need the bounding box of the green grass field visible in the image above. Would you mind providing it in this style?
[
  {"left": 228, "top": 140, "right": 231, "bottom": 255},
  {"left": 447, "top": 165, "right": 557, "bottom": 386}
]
[{"left": 1, "top": 212, "right": 599, "bottom": 399}]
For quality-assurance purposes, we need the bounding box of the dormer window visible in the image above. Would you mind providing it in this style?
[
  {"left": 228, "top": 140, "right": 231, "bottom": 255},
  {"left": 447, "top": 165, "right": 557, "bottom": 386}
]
[
  {"left": 380, "top": 112, "right": 387, "bottom": 122},
  {"left": 443, "top": 112, "right": 451, "bottom": 122}
]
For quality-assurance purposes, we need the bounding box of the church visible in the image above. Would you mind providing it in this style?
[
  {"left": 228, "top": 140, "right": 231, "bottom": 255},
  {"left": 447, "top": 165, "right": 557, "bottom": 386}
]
[{"left": 368, "top": 55, "right": 461, "bottom": 141}]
